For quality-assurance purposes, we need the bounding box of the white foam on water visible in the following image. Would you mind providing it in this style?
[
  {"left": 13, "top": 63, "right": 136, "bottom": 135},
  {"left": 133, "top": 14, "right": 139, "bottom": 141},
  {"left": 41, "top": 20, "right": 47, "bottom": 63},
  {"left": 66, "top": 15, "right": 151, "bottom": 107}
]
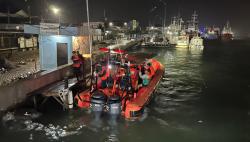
[
  {"left": 1, "top": 111, "right": 87, "bottom": 140},
  {"left": 155, "top": 118, "right": 169, "bottom": 126},
  {"left": 2, "top": 112, "right": 15, "bottom": 122},
  {"left": 105, "top": 134, "right": 120, "bottom": 142}
]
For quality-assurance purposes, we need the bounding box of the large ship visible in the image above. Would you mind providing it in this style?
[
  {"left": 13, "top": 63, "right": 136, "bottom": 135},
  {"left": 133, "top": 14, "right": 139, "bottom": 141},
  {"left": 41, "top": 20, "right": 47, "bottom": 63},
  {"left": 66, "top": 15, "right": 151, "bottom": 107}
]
[
  {"left": 165, "top": 16, "right": 183, "bottom": 45},
  {"left": 221, "top": 21, "right": 234, "bottom": 41}
]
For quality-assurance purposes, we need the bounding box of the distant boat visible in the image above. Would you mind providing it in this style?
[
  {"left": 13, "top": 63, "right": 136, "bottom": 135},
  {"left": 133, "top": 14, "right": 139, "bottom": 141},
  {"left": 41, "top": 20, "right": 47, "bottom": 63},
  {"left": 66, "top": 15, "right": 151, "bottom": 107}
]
[
  {"left": 142, "top": 34, "right": 169, "bottom": 47},
  {"left": 189, "top": 35, "right": 204, "bottom": 50},
  {"left": 142, "top": 27, "right": 169, "bottom": 47},
  {"left": 176, "top": 31, "right": 189, "bottom": 48},
  {"left": 221, "top": 21, "right": 234, "bottom": 41},
  {"left": 201, "top": 26, "right": 220, "bottom": 40}
]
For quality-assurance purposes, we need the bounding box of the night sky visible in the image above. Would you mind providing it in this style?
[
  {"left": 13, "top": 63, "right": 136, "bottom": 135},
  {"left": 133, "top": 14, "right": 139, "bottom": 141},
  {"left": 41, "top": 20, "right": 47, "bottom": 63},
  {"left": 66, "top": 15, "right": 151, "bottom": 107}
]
[{"left": 0, "top": 0, "right": 249, "bottom": 37}]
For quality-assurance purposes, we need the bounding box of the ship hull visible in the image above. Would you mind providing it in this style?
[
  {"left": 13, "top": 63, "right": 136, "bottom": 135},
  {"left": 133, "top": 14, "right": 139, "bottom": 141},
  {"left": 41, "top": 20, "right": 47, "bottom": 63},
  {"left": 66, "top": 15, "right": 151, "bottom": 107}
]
[{"left": 221, "top": 33, "right": 233, "bottom": 41}]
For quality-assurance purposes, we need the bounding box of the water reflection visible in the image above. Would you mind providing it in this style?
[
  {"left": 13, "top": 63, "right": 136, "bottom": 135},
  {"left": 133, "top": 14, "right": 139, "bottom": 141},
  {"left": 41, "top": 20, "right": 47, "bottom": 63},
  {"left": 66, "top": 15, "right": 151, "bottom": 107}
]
[{"left": 105, "top": 115, "right": 120, "bottom": 142}]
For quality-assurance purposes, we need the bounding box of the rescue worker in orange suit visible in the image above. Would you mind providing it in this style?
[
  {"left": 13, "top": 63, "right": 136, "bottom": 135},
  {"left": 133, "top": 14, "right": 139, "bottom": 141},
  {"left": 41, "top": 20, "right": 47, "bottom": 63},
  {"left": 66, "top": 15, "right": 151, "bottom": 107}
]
[
  {"left": 71, "top": 51, "right": 81, "bottom": 81},
  {"left": 77, "top": 51, "right": 85, "bottom": 80}
]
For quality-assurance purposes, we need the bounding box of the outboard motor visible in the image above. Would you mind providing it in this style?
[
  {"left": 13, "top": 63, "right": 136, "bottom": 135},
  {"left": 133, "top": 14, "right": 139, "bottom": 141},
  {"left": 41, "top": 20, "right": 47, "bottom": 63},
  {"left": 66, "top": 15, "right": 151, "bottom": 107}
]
[
  {"left": 107, "top": 95, "right": 121, "bottom": 116},
  {"left": 90, "top": 91, "right": 107, "bottom": 119},
  {"left": 107, "top": 95, "right": 121, "bottom": 124}
]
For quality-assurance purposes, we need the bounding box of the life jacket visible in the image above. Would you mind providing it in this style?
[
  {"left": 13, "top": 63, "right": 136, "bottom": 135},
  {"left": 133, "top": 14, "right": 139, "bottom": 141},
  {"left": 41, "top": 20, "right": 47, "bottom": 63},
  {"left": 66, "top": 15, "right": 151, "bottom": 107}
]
[
  {"left": 150, "top": 59, "right": 160, "bottom": 71},
  {"left": 100, "top": 66, "right": 110, "bottom": 81},
  {"left": 130, "top": 67, "right": 138, "bottom": 80},
  {"left": 130, "top": 67, "right": 139, "bottom": 89},
  {"left": 119, "top": 68, "right": 126, "bottom": 76},
  {"left": 72, "top": 55, "right": 81, "bottom": 68},
  {"left": 148, "top": 66, "right": 155, "bottom": 78},
  {"left": 146, "top": 59, "right": 159, "bottom": 78}
]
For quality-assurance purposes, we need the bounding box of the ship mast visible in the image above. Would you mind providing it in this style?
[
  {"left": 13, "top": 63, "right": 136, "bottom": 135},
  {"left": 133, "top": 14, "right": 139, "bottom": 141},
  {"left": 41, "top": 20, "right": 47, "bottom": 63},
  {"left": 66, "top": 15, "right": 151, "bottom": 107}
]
[
  {"left": 187, "top": 11, "right": 198, "bottom": 33},
  {"left": 223, "top": 21, "right": 232, "bottom": 34}
]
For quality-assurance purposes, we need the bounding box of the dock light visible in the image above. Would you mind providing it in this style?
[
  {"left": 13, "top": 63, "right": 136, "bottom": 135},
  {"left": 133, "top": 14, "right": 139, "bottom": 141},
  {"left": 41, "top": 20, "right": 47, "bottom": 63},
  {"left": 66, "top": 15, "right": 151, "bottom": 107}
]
[
  {"left": 108, "top": 65, "right": 112, "bottom": 69},
  {"left": 124, "top": 22, "right": 127, "bottom": 26},
  {"left": 109, "top": 22, "right": 113, "bottom": 27},
  {"left": 167, "top": 31, "right": 173, "bottom": 35},
  {"left": 150, "top": 26, "right": 154, "bottom": 30}
]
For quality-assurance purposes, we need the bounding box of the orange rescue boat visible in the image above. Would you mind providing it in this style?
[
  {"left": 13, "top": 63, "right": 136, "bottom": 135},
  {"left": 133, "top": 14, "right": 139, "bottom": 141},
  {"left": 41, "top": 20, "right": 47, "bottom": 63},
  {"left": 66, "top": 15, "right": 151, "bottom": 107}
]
[{"left": 74, "top": 49, "right": 164, "bottom": 119}]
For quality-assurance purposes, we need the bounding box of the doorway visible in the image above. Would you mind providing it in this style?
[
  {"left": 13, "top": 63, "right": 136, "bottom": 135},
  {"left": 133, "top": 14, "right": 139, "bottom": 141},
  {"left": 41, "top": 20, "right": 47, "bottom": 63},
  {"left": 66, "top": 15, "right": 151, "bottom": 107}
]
[{"left": 57, "top": 43, "right": 68, "bottom": 67}]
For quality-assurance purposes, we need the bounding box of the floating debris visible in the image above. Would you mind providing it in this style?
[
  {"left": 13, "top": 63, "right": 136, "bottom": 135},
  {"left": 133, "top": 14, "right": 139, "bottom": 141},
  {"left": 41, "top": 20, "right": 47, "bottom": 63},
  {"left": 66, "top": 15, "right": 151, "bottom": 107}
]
[
  {"left": 2, "top": 112, "right": 15, "bottom": 122},
  {"left": 105, "top": 134, "right": 120, "bottom": 142},
  {"left": 197, "top": 120, "right": 203, "bottom": 123},
  {"left": 29, "top": 133, "right": 33, "bottom": 140},
  {"left": 18, "top": 61, "right": 26, "bottom": 65},
  {"left": 155, "top": 117, "right": 169, "bottom": 126}
]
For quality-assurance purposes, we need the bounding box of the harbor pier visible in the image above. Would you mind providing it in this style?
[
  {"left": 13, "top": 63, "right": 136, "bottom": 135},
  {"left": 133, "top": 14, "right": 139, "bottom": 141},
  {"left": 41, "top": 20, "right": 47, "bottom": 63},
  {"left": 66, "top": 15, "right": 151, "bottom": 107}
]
[{"left": 0, "top": 40, "right": 139, "bottom": 111}]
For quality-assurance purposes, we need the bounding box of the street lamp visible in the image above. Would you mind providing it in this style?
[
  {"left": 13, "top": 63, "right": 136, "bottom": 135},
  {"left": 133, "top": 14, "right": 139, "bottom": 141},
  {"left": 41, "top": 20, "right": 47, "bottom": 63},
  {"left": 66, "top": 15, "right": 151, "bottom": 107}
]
[
  {"left": 51, "top": 6, "right": 60, "bottom": 35},
  {"left": 51, "top": 6, "right": 60, "bottom": 23},
  {"left": 124, "top": 22, "right": 127, "bottom": 27},
  {"left": 52, "top": 7, "right": 60, "bottom": 14}
]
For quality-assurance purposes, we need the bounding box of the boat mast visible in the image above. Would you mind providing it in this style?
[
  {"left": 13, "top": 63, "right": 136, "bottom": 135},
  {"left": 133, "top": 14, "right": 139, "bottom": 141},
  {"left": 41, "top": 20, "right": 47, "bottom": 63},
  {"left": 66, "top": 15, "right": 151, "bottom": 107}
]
[{"left": 193, "top": 11, "right": 198, "bottom": 32}]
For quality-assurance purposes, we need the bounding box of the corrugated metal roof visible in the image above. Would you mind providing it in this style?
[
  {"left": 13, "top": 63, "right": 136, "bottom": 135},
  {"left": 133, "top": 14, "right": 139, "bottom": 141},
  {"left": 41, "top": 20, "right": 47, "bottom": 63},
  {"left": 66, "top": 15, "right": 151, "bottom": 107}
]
[{"left": 0, "top": 10, "right": 29, "bottom": 18}]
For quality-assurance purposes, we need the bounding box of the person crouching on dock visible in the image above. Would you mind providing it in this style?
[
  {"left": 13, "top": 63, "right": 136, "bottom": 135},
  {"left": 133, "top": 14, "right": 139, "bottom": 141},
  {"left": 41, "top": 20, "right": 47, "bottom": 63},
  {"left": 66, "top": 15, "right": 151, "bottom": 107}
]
[{"left": 71, "top": 51, "right": 82, "bottom": 81}]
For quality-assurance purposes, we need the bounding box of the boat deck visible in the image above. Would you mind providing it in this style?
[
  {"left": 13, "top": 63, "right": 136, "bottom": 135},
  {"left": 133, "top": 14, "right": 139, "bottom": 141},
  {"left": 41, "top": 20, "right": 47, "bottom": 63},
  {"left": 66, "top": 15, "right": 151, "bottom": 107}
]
[{"left": 131, "top": 65, "right": 164, "bottom": 107}]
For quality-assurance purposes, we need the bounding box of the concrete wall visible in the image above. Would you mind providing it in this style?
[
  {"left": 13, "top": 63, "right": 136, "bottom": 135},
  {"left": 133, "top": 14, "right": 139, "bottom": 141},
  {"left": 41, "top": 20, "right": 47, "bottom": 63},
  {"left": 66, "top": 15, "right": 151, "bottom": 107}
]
[
  {"left": 0, "top": 64, "right": 72, "bottom": 111},
  {"left": 72, "top": 36, "right": 89, "bottom": 55},
  {"left": 39, "top": 35, "right": 73, "bottom": 70},
  {"left": 24, "top": 24, "right": 40, "bottom": 34}
]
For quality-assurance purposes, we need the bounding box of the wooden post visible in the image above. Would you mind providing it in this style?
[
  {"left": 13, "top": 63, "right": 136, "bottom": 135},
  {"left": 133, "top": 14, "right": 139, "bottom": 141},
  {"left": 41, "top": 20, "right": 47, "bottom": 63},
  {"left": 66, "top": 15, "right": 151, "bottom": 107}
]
[
  {"left": 1, "top": 34, "right": 4, "bottom": 48},
  {"left": 34, "top": 58, "right": 37, "bottom": 71},
  {"left": 33, "top": 95, "right": 37, "bottom": 109}
]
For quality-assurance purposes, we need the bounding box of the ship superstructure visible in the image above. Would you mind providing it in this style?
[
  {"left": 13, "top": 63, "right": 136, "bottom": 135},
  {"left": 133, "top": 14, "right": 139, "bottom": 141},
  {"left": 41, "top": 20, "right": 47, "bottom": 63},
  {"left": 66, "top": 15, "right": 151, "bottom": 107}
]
[
  {"left": 165, "top": 16, "right": 185, "bottom": 45},
  {"left": 221, "top": 21, "right": 234, "bottom": 41},
  {"left": 186, "top": 11, "right": 199, "bottom": 34}
]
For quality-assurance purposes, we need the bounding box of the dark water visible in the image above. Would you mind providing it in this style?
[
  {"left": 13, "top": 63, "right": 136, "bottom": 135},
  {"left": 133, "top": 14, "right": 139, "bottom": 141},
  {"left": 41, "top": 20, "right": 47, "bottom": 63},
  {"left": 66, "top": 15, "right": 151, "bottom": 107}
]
[{"left": 1, "top": 40, "right": 250, "bottom": 142}]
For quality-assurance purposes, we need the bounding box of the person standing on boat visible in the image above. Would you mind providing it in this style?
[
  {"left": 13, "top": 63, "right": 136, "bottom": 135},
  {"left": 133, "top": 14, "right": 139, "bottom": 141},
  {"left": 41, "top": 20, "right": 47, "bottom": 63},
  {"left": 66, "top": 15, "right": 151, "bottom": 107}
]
[
  {"left": 139, "top": 69, "right": 151, "bottom": 86},
  {"left": 98, "top": 61, "right": 110, "bottom": 88},
  {"left": 71, "top": 51, "right": 81, "bottom": 81},
  {"left": 130, "top": 65, "right": 139, "bottom": 98}
]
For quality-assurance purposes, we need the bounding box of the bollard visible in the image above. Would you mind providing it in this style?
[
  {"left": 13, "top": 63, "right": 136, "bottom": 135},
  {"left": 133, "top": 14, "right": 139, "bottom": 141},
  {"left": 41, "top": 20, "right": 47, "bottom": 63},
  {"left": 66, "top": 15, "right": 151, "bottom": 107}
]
[
  {"left": 68, "top": 91, "right": 73, "bottom": 109},
  {"left": 64, "top": 77, "right": 69, "bottom": 89}
]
